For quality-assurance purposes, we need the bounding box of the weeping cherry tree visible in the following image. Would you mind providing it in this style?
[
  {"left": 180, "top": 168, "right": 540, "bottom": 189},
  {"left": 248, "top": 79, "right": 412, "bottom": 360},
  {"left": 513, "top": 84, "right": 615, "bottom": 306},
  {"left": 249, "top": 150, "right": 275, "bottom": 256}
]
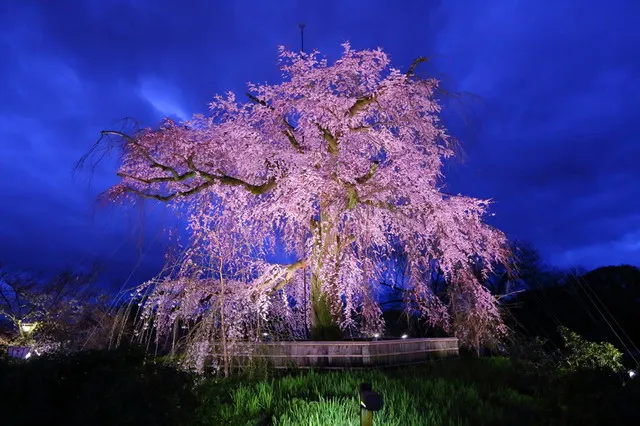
[{"left": 86, "top": 43, "right": 510, "bottom": 346}]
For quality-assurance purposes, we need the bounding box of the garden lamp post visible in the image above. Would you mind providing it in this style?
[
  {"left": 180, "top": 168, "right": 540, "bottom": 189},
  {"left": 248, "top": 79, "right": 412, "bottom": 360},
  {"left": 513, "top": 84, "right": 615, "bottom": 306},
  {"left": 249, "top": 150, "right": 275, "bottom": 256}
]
[
  {"left": 359, "top": 382, "right": 383, "bottom": 426},
  {"left": 19, "top": 321, "right": 37, "bottom": 335},
  {"left": 7, "top": 321, "right": 39, "bottom": 360}
]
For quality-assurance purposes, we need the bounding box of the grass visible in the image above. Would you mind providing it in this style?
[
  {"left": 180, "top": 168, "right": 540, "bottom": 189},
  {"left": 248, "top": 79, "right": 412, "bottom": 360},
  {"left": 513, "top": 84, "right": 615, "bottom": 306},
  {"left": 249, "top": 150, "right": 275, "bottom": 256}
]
[
  {"left": 194, "top": 356, "right": 640, "bottom": 425},
  {"left": 1, "top": 349, "right": 638, "bottom": 425},
  {"left": 195, "top": 358, "right": 552, "bottom": 425}
]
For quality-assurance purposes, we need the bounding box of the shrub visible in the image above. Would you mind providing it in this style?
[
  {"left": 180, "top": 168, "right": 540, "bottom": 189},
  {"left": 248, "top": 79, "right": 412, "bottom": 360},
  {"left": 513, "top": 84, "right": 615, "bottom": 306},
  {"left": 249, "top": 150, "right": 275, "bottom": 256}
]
[
  {"left": 558, "top": 326, "right": 623, "bottom": 374},
  {"left": 508, "top": 335, "right": 548, "bottom": 360},
  {"left": 310, "top": 323, "right": 344, "bottom": 341},
  {"left": 505, "top": 334, "right": 558, "bottom": 392}
]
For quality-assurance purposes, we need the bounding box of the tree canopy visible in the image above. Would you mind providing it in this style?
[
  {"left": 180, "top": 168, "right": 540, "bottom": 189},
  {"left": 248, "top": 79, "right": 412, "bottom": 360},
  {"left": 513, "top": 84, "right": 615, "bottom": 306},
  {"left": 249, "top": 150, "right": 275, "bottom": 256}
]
[{"left": 86, "top": 44, "right": 510, "bottom": 348}]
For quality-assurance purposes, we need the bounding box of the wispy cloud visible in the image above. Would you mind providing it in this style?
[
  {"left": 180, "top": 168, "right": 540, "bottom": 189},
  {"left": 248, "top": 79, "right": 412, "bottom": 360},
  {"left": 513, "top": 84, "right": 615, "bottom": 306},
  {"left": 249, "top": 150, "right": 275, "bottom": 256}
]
[{"left": 0, "top": 0, "right": 637, "bottom": 286}]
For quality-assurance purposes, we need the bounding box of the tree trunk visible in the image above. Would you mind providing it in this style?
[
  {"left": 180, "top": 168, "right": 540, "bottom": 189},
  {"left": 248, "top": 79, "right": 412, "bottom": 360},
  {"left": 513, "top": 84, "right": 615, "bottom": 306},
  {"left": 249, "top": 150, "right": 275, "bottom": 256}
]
[
  {"left": 219, "top": 265, "right": 230, "bottom": 377},
  {"left": 308, "top": 275, "right": 342, "bottom": 340},
  {"left": 307, "top": 212, "right": 344, "bottom": 340}
]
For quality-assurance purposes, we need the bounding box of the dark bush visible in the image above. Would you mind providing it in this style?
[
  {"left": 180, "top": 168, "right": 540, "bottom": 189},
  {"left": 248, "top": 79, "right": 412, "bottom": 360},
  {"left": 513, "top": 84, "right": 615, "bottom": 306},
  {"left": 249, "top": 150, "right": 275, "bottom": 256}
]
[
  {"left": 553, "top": 368, "right": 640, "bottom": 426},
  {"left": 0, "top": 348, "right": 196, "bottom": 426},
  {"left": 310, "top": 324, "right": 343, "bottom": 341}
]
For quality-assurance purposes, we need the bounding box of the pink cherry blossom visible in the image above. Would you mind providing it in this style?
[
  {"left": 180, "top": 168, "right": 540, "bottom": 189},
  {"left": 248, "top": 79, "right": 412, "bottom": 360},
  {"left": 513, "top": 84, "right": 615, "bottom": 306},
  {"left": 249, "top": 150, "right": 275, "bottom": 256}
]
[{"left": 98, "top": 44, "right": 510, "bottom": 350}]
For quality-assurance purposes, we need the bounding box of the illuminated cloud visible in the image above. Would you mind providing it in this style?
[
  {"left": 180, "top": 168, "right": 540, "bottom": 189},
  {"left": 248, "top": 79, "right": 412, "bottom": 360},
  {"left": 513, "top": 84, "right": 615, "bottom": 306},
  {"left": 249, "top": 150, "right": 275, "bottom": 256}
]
[
  {"left": 138, "top": 77, "right": 189, "bottom": 122},
  {"left": 0, "top": 0, "right": 637, "bottom": 285}
]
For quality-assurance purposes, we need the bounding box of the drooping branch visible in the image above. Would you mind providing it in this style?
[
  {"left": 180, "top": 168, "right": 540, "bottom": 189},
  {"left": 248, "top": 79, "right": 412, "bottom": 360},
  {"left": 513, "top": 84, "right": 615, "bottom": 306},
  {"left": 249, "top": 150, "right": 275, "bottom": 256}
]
[{"left": 102, "top": 131, "right": 177, "bottom": 176}]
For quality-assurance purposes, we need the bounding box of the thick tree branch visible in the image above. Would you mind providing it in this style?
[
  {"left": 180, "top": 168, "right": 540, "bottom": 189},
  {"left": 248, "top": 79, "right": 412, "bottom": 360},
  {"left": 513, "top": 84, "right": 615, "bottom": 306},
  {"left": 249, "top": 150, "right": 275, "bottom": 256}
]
[
  {"left": 347, "top": 95, "right": 376, "bottom": 117},
  {"left": 336, "top": 234, "right": 356, "bottom": 251},
  {"left": 117, "top": 171, "right": 197, "bottom": 184},
  {"left": 363, "top": 199, "right": 396, "bottom": 211},
  {"left": 246, "top": 93, "right": 304, "bottom": 153},
  {"left": 349, "top": 121, "right": 393, "bottom": 132},
  {"left": 185, "top": 157, "right": 277, "bottom": 195},
  {"left": 119, "top": 171, "right": 276, "bottom": 201},
  {"left": 316, "top": 124, "right": 339, "bottom": 154},
  {"left": 345, "top": 56, "right": 426, "bottom": 120},
  {"left": 216, "top": 174, "right": 277, "bottom": 195},
  {"left": 118, "top": 181, "right": 216, "bottom": 202},
  {"left": 284, "top": 129, "right": 303, "bottom": 153},
  {"left": 270, "top": 263, "right": 306, "bottom": 293},
  {"left": 251, "top": 259, "right": 308, "bottom": 295},
  {"left": 106, "top": 129, "right": 277, "bottom": 200},
  {"left": 355, "top": 161, "right": 379, "bottom": 184},
  {"left": 406, "top": 57, "right": 428, "bottom": 78},
  {"left": 246, "top": 93, "right": 268, "bottom": 108}
]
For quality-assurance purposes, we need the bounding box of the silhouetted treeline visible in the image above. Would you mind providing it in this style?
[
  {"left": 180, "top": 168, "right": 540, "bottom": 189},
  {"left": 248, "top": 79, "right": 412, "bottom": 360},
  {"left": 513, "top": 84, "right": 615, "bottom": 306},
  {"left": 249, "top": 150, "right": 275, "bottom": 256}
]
[{"left": 506, "top": 264, "right": 640, "bottom": 359}]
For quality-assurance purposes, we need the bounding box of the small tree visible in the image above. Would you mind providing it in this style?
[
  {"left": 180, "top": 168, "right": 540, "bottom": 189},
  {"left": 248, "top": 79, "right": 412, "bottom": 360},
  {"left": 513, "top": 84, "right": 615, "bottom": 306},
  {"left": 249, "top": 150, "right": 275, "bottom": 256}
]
[{"left": 0, "top": 263, "right": 105, "bottom": 351}]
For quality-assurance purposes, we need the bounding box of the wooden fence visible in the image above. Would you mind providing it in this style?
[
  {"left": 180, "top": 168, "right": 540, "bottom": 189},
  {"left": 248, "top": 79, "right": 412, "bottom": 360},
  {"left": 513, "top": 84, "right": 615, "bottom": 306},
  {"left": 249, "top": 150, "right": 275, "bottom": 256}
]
[{"left": 225, "top": 338, "right": 459, "bottom": 369}]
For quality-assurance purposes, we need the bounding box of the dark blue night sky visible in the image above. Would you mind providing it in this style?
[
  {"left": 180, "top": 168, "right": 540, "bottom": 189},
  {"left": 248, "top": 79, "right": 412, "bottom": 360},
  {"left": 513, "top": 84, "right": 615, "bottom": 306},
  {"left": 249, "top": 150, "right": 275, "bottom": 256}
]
[{"left": 1, "top": 0, "right": 638, "bottom": 288}]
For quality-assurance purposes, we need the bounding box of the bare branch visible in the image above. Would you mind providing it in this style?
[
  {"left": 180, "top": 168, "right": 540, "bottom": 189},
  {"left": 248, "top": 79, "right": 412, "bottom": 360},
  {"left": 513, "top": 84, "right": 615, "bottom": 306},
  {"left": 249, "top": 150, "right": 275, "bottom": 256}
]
[{"left": 406, "top": 57, "right": 428, "bottom": 78}]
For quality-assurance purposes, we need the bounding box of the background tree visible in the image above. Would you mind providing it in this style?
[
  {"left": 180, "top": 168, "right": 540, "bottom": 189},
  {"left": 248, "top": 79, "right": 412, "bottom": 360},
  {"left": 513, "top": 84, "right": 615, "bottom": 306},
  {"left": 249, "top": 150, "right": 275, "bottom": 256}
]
[
  {"left": 83, "top": 44, "right": 510, "bottom": 343},
  {"left": 0, "top": 263, "right": 111, "bottom": 351},
  {"left": 506, "top": 262, "right": 640, "bottom": 366}
]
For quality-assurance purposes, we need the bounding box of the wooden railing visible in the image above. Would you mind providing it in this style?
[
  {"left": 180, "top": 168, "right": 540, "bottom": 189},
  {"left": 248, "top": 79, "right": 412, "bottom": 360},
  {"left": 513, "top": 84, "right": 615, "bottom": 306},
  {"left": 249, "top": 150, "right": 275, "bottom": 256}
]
[{"left": 222, "top": 337, "right": 459, "bottom": 369}]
